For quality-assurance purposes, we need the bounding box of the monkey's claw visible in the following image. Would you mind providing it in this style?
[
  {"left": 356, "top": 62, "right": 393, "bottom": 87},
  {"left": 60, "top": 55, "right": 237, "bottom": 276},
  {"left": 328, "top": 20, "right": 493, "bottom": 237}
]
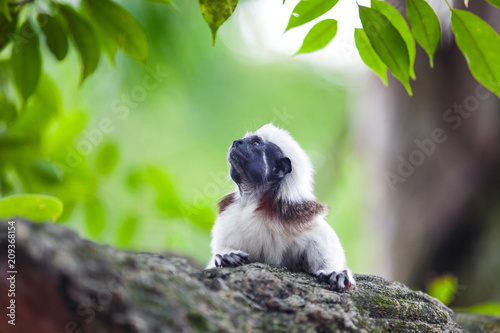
[
  {"left": 215, "top": 252, "right": 250, "bottom": 268},
  {"left": 317, "top": 270, "right": 354, "bottom": 292}
]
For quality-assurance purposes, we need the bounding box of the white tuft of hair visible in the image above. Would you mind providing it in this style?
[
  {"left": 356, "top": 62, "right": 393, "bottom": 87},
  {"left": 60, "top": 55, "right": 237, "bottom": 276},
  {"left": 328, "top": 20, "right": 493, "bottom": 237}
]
[{"left": 247, "top": 123, "right": 315, "bottom": 202}]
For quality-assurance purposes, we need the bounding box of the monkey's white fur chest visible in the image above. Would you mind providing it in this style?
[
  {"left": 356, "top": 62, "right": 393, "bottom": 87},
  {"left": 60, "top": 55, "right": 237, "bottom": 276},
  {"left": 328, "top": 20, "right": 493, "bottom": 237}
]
[{"left": 210, "top": 200, "right": 299, "bottom": 265}]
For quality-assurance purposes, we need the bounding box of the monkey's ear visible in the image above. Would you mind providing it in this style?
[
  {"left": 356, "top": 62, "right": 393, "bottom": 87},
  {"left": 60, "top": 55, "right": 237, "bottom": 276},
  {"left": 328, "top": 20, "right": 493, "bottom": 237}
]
[{"left": 275, "top": 157, "right": 292, "bottom": 178}]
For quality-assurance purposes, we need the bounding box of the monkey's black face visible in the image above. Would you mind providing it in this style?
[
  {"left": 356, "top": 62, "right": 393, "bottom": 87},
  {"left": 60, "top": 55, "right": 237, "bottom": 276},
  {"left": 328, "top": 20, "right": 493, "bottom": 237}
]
[{"left": 228, "top": 135, "right": 292, "bottom": 193}]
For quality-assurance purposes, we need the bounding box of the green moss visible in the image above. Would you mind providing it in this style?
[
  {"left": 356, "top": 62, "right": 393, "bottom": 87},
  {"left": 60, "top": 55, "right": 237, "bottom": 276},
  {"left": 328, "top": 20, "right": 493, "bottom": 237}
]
[{"left": 188, "top": 313, "right": 208, "bottom": 332}]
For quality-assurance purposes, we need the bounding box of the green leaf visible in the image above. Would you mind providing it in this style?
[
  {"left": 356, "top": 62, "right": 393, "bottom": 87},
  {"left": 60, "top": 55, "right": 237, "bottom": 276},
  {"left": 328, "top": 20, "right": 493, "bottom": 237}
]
[
  {"left": 406, "top": 0, "right": 440, "bottom": 67},
  {"left": 38, "top": 13, "right": 69, "bottom": 61},
  {"left": 451, "top": 10, "right": 500, "bottom": 99},
  {"left": 484, "top": 0, "right": 500, "bottom": 8},
  {"left": 455, "top": 302, "right": 500, "bottom": 316},
  {"left": 147, "top": 168, "right": 182, "bottom": 216},
  {"left": 0, "top": 11, "right": 17, "bottom": 50},
  {"left": 354, "top": 28, "right": 388, "bottom": 85},
  {"left": 181, "top": 204, "right": 215, "bottom": 231},
  {"left": 32, "top": 159, "right": 63, "bottom": 184},
  {"left": 82, "top": 0, "right": 149, "bottom": 62},
  {"left": 145, "top": 0, "right": 171, "bottom": 4},
  {"left": 11, "top": 20, "right": 41, "bottom": 101},
  {"left": 11, "top": 74, "right": 61, "bottom": 134},
  {"left": 427, "top": 274, "right": 457, "bottom": 305},
  {"left": 0, "top": 93, "right": 16, "bottom": 123},
  {"left": 95, "top": 142, "right": 119, "bottom": 175},
  {"left": 0, "top": 194, "right": 63, "bottom": 222},
  {"left": 286, "top": 0, "right": 339, "bottom": 31},
  {"left": 371, "top": 0, "right": 416, "bottom": 80},
  {"left": 46, "top": 111, "right": 86, "bottom": 158},
  {"left": 199, "top": 0, "right": 238, "bottom": 45},
  {"left": 359, "top": 5, "right": 412, "bottom": 95},
  {"left": 85, "top": 197, "right": 106, "bottom": 237},
  {"left": 117, "top": 215, "right": 137, "bottom": 247},
  {"left": 296, "top": 19, "right": 337, "bottom": 54},
  {"left": 0, "top": 0, "right": 11, "bottom": 21},
  {"left": 58, "top": 4, "right": 100, "bottom": 83}
]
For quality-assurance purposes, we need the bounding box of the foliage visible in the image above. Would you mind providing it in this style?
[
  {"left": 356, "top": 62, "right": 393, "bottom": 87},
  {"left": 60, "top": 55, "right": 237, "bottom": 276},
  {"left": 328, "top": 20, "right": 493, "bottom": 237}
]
[
  {"left": 455, "top": 302, "right": 500, "bottom": 316},
  {"left": 427, "top": 274, "right": 458, "bottom": 305},
  {"left": 0, "top": 194, "right": 62, "bottom": 221},
  {"left": 0, "top": 0, "right": 163, "bottom": 225},
  {"left": 296, "top": 19, "right": 338, "bottom": 55},
  {"left": 428, "top": 275, "right": 500, "bottom": 316},
  {"left": 200, "top": 0, "right": 500, "bottom": 98}
]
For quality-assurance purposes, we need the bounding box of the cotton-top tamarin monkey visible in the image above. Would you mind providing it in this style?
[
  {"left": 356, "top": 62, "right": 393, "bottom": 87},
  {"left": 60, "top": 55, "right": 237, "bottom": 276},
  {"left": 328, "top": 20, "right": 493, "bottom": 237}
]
[{"left": 207, "top": 124, "right": 355, "bottom": 291}]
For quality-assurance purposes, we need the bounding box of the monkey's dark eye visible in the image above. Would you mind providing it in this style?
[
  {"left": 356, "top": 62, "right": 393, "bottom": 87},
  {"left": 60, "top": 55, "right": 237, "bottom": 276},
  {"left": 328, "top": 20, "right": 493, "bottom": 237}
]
[{"left": 252, "top": 140, "right": 260, "bottom": 146}]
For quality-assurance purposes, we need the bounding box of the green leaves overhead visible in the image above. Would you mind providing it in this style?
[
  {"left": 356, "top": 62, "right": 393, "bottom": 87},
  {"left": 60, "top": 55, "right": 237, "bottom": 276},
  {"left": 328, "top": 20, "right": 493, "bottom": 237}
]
[
  {"left": 199, "top": 0, "right": 238, "bottom": 45},
  {"left": 38, "top": 13, "right": 69, "bottom": 61},
  {"left": 371, "top": 0, "right": 416, "bottom": 80},
  {"left": 286, "top": 0, "right": 339, "bottom": 31},
  {"left": 406, "top": 0, "right": 441, "bottom": 67},
  {"left": 11, "top": 20, "right": 41, "bottom": 101},
  {"left": 0, "top": 194, "right": 63, "bottom": 222},
  {"left": 0, "top": 12, "right": 17, "bottom": 51},
  {"left": 297, "top": 19, "right": 337, "bottom": 54},
  {"left": 59, "top": 4, "right": 100, "bottom": 83},
  {"left": 0, "top": 0, "right": 11, "bottom": 21},
  {"left": 354, "top": 28, "right": 388, "bottom": 85},
  {"left": 359, "top": 5, "right": 412, "bottom": 95},
  {"left": 82, "top": 0, "right": 149, "bottom": 62},
  {"left": 451, "top": 10, "right": 500, "bottom": 98}
]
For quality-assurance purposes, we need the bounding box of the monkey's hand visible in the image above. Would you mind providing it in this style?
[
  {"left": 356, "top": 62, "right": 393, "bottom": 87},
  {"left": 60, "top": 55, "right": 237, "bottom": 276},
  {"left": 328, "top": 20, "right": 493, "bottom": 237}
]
[
  {"left": 317, "top": 270, "right": 355, "bottom": 292},
  {"left": 214, "top": 251, "right": 250, "bottom": 268}
]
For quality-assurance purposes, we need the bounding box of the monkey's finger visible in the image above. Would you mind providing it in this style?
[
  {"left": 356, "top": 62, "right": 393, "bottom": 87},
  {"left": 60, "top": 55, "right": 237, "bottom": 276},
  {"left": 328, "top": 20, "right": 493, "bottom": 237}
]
[
  {"left": 239, "top": 253, "right": 251, "bottom": 264},
  {"left": 317, "top": 272, "right": 328, "bottom": 283},
  {"left": 225, "top": 254, "right": 243, "bottom": 267},
  {"left": 328, "top": 272, "right": 338, "bottom": 288},
  {"left": 215, "top": 254, "right": 223, "bottom": 267},
  {"left": 336, "top": 273, "right": 346, "bottom": 292},
  {"left": 221, "top": 255, "right": 235, "bottom": 267},
  {"left": 229, "top": 253, "right": 243, "bottom": 266},
  {"left": 344, "top": 277, "right": 352, "bottom": 290},
  {"left": 342, "top": 270, "right": 352, "bottom": 290}
]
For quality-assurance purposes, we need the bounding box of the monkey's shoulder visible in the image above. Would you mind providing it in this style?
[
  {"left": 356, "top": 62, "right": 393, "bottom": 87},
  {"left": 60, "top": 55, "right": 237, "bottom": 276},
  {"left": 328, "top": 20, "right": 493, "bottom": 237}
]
[{"left": 217, "top": 192, "right": 236, "bottom": 214}]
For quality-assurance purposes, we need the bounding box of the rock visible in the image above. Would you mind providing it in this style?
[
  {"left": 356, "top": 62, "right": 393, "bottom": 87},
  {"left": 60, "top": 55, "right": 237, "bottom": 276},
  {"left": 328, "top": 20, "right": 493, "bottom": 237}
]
[
  {"left": 454, "top": 312, "right": 500, "bottom": 333},
  {"left": 0, "top": 219, "right": 495, "bottom": 332}
]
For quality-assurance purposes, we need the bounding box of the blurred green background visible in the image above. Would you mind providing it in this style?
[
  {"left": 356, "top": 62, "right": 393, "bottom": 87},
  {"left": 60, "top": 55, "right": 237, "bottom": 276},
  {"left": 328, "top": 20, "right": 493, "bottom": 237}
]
[
  {"left": 1, "top": 0, "right": 369, "bottom": 268},
  {"left": 1, "top": 0, "right": 499, "bottom": 314}
]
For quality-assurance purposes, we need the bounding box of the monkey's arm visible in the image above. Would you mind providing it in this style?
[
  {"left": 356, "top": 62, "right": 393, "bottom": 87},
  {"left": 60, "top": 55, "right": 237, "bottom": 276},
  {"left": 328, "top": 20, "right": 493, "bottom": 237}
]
[{"left": 302, "top": 220, "right": 356, "bottom": 291}]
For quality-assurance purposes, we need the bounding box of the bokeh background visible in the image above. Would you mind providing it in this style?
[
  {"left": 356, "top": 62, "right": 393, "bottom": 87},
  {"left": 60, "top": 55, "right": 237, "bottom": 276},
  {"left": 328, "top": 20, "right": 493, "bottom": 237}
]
[{"left": 1, "top": 0, "right": 499, "bottom": 314}]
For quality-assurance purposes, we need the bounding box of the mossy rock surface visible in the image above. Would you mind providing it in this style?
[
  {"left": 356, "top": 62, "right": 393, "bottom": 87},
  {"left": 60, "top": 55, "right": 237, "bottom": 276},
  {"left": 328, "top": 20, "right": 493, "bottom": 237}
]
[{"left": 0, "top": 219, "right": 497, "bottom": 332}]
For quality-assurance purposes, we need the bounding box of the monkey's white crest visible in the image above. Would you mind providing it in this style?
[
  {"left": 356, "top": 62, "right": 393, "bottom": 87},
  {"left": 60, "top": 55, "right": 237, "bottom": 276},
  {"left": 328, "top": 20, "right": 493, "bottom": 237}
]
[{"left": 246, "top": 123, "right": 315, "bottom": 202}]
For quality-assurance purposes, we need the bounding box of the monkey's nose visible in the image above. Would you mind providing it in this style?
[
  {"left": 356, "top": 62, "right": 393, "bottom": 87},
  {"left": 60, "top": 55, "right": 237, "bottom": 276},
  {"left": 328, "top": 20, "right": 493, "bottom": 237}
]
[{"left": 232, "top": 140, "right": 244, "bottom": 148}]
